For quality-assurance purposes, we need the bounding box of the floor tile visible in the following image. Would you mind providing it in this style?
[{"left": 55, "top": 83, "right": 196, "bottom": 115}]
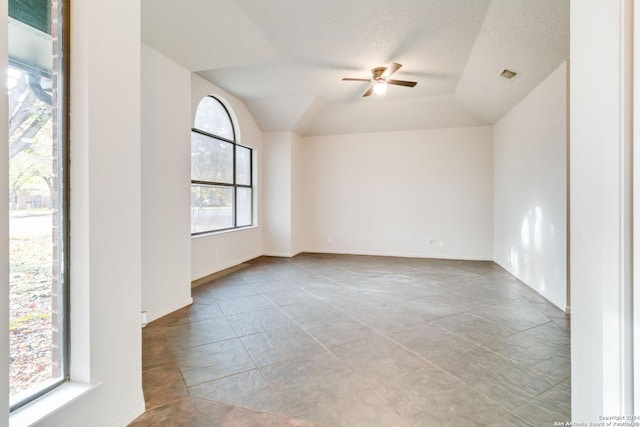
[
  {"left": 487, "top": 412, "right": 535, "bottom": 427},
  {"left": 300, "top": 281, "right": 359, "bottom": 300},
  {"left": 219, "top": 406, "right": 328, "bottom": 427},
  {"left": 189, "top": 369, "right": 286, "bottom": 415},
  {"left": 278, "top": 270, "right": 324, "bottom": 285},
  {"left": 145, "top": 307, "right": 192, "bottom": 328},
  {"left": 404, "top": 297, "right": 465, "bottom": 319},
  {"left": 305, "top": 317, "right": 378, "bottom": 348},
  {"left": 216, "top": 294, "right": 275, "bottom": 316},
  {"left": 200, "top": 273, "right": 249, "bottom": 288},
  {"left": 377, "top": 364, "right": 508, "bottom": 424},
  {"left": 533, "top": 301, "right": 569, "bottom": 319},
  {"left": 331, "top": 337, "right": 426, "bottom": 383},
  {"left": 288, "top": 388, "right": 410, "bottom": 427},
  {"left": 128, "top": 396, "right": 235, "bottom": 427},
  {"left": 550, "top": 316, "right": 571, "bottom": 333},
  {"left": 164, "top": 317, "right": 237, "bottom": 350},
  {"left": 142, "top": 327, "right": 175, "bottom": 371},
  {"left": 428, "top": 312, "right": 517, "bottom": 345},
  {"left": 262, "top": 288, "right": 320, "bottom": 307},
  {"left": 240, "top": 324, "right": 329, "bottom": 367},
  {"left": 515, "top": 283, "right": 556, "bottom": 304},
  {"left": 323, "top": 292, "right": 390, "bottom": 313},
  {"left": 204, "top": 283, "right": 260, "bottom": 301},
  {"left": 389, "top": 322, "right": 480, "bottom": 363},
  {"left": 226, "top": 307, "right": 297, "bottom": 337},
  {"left": 134, "top": 254, "right": 571, "bottom": 426},
  {"left": 469, "top": 297, "right": 551, "bottom": 332},
  {"left": 168, "top": 302, "right": 226, "bottom": 326},
  {"left": 435, "top": 347, "right": 556, "bottom": 410},
  {"left": 250, "top": 279, "right": 299, "bottom": 293},
  {"left": 278, "top": 300, "right": 348, "bottom": 325},
  {"left": 352, "top": 304, "right": 441, "bottom": 333},
  {"left": 426, "top": 292, "right": 488, "bottom": 312},
  {"left": 142, "top": 364, "right": 189, "bottom": 410},
  {"left": 513, "top": 381, "right": 571, "bottom": 425},
  {"left": 523, "top": 321, "right": 570, "bottom": 347},
  {"left": 174, "top": 338, "right": 256, "bottom": 386},
  {"left": 260, "top": 351, "right": 368, "bottom": 400},
  {"left": 484, "top": 331, "right": 570, "bottom": 381}
]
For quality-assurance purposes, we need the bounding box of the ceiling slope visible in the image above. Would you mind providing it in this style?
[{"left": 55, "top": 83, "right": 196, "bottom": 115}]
[
  {"left": 141, "top": 0, "right": 569, "bottom": 136},
  {"left": 455, "top": 0, "right": 570, "bottom": 123},
  {"left": 141, "top": 0, "right": 280, "bottom": 71}
]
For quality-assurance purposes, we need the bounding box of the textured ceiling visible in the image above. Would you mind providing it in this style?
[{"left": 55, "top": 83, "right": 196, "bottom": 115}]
[{"left": 141, "top": 0, "right": 569, "bottom": 136}]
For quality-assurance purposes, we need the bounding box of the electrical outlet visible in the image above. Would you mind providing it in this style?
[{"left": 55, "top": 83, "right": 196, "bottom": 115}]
[
  {"left": 438, "top": 240, "right": 445, "bottom": 248},
  {"left": 328, "top": 236, "right": 334, "bottom": 244}
]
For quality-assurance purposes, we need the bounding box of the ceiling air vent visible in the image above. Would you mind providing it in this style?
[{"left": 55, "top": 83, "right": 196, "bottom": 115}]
[{"left": 500, "top": 69, "right": 518, "bottom": 80}]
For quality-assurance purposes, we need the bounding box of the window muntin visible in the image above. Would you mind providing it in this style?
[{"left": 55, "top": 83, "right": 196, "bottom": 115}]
[
  {"left": 8, "top": 0, "right": 69, "bottom": 410},
  {"left": 191, "top": 96, "right": 253, "bottom": 234}
]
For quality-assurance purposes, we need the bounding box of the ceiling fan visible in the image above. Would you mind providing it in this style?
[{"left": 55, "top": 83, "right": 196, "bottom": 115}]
[{"left": 342, "top": 62, "right": 417, "bottom": 97}]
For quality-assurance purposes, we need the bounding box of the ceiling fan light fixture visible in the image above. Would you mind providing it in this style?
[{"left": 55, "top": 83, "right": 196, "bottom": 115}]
[
  {"left": 373, "top": 81, "right": 388, "bottom": 95},
  {"left": 343, "top": 63, "right": 416, "bottom": 97}
]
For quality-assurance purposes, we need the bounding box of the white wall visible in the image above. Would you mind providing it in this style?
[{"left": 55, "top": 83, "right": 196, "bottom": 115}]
[
  {"left": 29, "top": 0, "right": 145, "bottom": 425},
  {"left": 141, "top": 44, "right": 193, "bottom": 323},
  {"left": 262, "top": 131, "right": 304, "bottom": 257},
  {"left": 571, "top": 0, "right": 634, "bottom": 421},
  {"left": 291, "top": 132, "right": 304, "bottom": 255},
  {"left": 263, "top": 132, "right": 294, "bottom": 256},
  {"left": 493, "top": 62, "right": 568, "bottom": 310},
  {"left": 301, "top": 127, "right": 494, "bottom": 259},
  {"left": 190, "top": 74, "right": 263, "bottom": 280}
]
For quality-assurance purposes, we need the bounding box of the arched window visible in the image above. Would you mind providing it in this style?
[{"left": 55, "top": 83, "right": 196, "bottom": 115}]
[{"left": 191, "top": 96, "right": 253, "bottom": 234}]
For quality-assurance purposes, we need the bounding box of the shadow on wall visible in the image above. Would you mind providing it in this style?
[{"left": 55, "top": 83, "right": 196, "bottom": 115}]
[{"left": 507, "top": 205, "right": 562, "bottom": 296}]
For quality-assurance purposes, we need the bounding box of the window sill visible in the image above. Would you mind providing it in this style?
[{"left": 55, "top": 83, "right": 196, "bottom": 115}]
[
  {"left": 191, "top": 224, "right": 259, "bottom": 239},
  {"left": 10, "top": 382, "right": 100, "bottom": 427}
]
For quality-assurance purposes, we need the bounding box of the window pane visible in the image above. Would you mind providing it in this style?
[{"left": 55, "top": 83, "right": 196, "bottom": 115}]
[
  {"left": 236, "top": 187, "right": 252, "bottom": 227},
  {"left": 191, "top": 132, "right": 233, "bottom": 183},
  {"left": 8, "top": 0, "right": 66, "bottom": 405},
  {"left": 191, "top": 184, "right": 234, "bottom": 233},
  {"left": 235, "top": 146, "right": 251, "bottom": 186},
  {"left": 194, "top": 97, "right": 234, "bottom": 140}
]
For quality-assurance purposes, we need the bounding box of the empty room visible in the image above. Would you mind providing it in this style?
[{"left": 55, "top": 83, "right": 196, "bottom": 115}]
[{"left": 0, "top": 0, "right": 634, "bottom": 426}]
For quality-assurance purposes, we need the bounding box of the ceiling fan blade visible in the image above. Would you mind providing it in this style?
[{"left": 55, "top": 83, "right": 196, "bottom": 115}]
[
  {"left": 362, "top": 85, "right": 374, "bottom": 97},
  {"left": 382, "top": 62, "right": 402, "bottom": 78},
  {"left": 342, "top": 78, "right": 372, "bottom": 82},
  {"left": 387, "top": 79, "right": 417, "bottom": 87}
]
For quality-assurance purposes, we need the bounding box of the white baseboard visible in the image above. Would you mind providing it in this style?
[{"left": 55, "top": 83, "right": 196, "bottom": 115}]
[
  {"left": 191, "top": 252, "right": 262, "bottom": 282},
  {"left": 261, "top": 250, "right": 303, "bottom": 258},
  {"left": 302, "top": 248, "right": 493, "bottom": 261},
  {"left": 144, "top": 297, "right": 193, "bottom": 324},
  {"left": 111, "top": 399, "right": 146, "bottom": 427}
]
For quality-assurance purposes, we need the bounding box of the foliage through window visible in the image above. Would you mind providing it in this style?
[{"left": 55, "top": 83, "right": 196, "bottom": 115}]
[
  {"left": 191, "top": 96, "right": 253, "bottom": 234},
  {"left": 8, "top": 0, "right": 69, "bottom": 410}
]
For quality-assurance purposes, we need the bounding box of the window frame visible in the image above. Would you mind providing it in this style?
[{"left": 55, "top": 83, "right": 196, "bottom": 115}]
[
  {"left": 8, "top": 0, "right": 71, "bottom": 412},
  {"left": 191, "top": 96, "right": 253, "bottom": 235}
]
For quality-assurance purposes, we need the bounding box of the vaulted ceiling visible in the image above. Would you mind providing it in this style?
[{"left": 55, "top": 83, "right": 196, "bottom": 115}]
[{"left": 141, "top": 0, "right": 569, "bottom": 136}]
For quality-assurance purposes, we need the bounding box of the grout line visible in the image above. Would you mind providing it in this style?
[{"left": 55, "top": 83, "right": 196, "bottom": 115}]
[{"left": 211, "top": 297, "right": 291, "bottom": 415}]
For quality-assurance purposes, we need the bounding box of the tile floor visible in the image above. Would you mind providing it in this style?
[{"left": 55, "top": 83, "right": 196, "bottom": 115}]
[{"left": 129, "top": 253, "right": 571, "bottom": 427}]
